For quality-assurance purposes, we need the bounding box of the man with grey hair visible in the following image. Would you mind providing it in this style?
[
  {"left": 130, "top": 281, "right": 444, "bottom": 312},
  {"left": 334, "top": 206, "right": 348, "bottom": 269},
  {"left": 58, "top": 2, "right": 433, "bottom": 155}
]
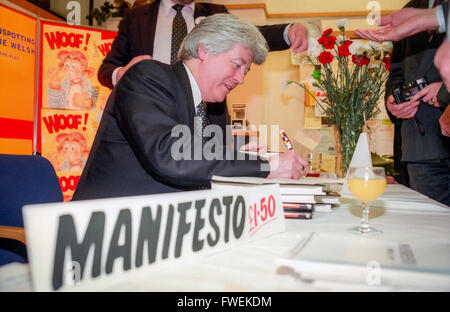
[{"left": 73, "top": 14, "right": 308, "bottom": 201}]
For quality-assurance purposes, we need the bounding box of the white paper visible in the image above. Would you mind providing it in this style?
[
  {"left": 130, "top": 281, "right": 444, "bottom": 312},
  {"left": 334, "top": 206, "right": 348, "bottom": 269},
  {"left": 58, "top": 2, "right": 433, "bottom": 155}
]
[
  {"left": 276, "top": 232, "right": 450, "bottom": 289},
  {"left": 341, "top": 132, "right": 373, "bottom": 194}
]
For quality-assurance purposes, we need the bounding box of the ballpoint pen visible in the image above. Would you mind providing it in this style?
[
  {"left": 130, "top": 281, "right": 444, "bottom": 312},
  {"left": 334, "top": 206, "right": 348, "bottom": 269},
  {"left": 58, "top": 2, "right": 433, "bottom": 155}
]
[{"left": 280, "top": 130, "right": 294, "bottom": 151}]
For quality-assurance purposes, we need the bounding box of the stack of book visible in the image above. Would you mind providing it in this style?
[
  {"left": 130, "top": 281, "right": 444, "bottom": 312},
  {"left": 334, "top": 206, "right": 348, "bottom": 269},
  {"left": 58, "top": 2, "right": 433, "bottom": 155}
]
[
  {"left": 279, "top": 184, "right": 341, "bottom": 219},
  {"left": 210, "top": 176, "right": 342, "bottom": 220}
]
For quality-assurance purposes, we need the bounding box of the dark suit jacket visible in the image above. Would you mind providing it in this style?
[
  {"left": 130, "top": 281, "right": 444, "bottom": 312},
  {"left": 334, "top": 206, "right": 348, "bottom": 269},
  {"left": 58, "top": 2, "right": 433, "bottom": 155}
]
[
  {"left": 98, "top": 0, "right": 290, "bottom": 89},
  {"left": 385, "top": 0, "right": 450, "bottom": 162},
  {"left": 72, "top": 61, "right": 268, "bottom": 201}
]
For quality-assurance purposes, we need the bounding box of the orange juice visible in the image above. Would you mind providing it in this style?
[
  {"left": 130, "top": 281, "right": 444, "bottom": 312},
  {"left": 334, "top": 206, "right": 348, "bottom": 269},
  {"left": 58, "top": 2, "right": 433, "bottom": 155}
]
[{"left": 348, "top": 178, "right": 386, "bottom": 202}]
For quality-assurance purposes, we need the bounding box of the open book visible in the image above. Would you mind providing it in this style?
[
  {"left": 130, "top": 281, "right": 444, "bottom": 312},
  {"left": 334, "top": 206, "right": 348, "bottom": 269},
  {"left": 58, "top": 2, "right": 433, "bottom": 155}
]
[{"left": 276, "top": 232, "right": 450, "bottom": 287}]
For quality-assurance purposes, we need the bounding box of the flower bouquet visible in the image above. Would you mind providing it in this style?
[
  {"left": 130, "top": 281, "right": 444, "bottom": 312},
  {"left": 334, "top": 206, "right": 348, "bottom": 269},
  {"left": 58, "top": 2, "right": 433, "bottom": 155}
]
[{"left": 284, "top": 19, "right": 392, "bottom": 177}]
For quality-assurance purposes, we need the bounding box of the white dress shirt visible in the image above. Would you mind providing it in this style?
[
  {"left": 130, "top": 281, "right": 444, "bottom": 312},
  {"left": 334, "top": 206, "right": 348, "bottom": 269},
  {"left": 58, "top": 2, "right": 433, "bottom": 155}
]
[
  {"left": 430, "top": 0, "right": 447, "bottom": 33},
  {"left": 182, "top": 63, "right": 202, "bottom": 113},
  {"left": 153, "top": 0, "right": 196, "bottom": 65}
]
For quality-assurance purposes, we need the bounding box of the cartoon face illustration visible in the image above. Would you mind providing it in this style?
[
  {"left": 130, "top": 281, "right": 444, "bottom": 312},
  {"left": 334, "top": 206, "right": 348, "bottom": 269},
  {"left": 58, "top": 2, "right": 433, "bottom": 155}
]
[
  {"left": 56, "top": 132, "right": 89, "bottom": 171},
  {"left": 62, "top": 57, "right": 84, "bottom": 84}
]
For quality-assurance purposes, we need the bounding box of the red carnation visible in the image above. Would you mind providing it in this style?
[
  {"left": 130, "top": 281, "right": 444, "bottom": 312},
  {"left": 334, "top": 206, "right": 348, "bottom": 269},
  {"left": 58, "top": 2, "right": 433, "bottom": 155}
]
[
  {"left": 318, "top": 51, "right": 334, "bottom": 64},
  {"left": 382, "top": 56, "right": 391, "bottom": 71},
  {"left": 338, "top": 45, "right": 350, "bottom": 56},
  {"left": 337, "top": 40, "right": 353, "bottom": 56},
  {"left": 318, "top": 35, "right": 337, "bottom": 49},
  {"left": 352, "top": 55, "right": 370, "bottom": 66},
  {"left": 322, "top": 28, "right": 333, "bottom": 36}
]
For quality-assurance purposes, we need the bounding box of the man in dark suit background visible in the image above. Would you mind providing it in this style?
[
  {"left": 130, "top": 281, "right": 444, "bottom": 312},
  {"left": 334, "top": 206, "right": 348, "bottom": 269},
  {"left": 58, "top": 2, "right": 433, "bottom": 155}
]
[
  {"left": 72, "top": 14, "right": 308, "bottom": 201},
  {"left": 98, "top": 0, "right": 308, "bottom": 89},
  {"left": 383, "top": 0, "right": 450, "bottom": 206},
  {"left": 356, "top": 2, "right": 450, "bottom": 136}
]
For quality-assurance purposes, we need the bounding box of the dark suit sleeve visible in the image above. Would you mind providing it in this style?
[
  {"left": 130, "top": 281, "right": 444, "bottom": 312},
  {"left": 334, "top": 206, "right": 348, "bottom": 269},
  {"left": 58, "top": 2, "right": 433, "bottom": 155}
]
[
  {"left": 257, "top": 24, "right": 290, "bottom": 51},
  {"left": 98, "top": 12, "right": 133, "bottom": 89},
  {"left": 199, "top": 4, "right": 290, "bottom": 51},
  {"left": 115, "top": 61, "right": 269, "bottom": 189}
]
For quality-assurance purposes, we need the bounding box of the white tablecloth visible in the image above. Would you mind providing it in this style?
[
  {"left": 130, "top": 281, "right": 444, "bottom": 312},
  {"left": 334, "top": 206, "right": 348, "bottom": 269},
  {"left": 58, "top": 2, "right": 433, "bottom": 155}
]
[{"left": 1, "top": 184, "right": 449, "bottom": 291}]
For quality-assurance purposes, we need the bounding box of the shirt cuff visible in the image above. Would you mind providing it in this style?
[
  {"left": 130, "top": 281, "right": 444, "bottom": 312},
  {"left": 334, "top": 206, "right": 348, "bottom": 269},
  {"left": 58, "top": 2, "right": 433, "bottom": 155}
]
[
  {"left": 436, "top": 5, "right": 446, "bottom": 34},
  {"left": 112, "top": 67, "right": 121, "bottom": 86},
  {"left": 283, "top": 23, "right": 293, "bottom": 46}
]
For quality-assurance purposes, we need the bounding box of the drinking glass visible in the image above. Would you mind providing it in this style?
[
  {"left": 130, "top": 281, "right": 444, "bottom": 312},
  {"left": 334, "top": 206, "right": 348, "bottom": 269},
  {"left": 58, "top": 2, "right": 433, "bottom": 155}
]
[{"left": 347, "top": 167, "right": 386, "bottom": 234}]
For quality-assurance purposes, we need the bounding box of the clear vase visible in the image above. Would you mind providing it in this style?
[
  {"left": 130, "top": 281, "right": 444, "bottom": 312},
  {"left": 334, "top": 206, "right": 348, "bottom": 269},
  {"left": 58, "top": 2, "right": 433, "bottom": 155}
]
[{"left": 332, "top": 124, "right": 363, "bottom": 178}]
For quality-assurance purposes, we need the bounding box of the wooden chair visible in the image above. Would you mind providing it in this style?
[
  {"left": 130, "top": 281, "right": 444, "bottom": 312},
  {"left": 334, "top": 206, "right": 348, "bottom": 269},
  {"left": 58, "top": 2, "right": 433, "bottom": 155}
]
[{"left": 0, "top": 154, "right": 63, "bottom": 265}]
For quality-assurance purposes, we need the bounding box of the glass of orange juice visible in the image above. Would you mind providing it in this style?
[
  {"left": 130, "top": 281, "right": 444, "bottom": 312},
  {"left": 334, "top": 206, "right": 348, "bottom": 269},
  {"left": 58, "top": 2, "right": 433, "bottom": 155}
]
[{"left": 347, "top": 167, "right": 386, "bottom": 234}]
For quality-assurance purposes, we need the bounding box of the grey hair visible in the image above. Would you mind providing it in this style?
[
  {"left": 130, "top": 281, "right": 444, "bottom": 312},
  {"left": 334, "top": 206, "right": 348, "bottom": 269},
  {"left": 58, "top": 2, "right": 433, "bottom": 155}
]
[{"left": 178, "top": 14, "right": 268, "bottom": 65}]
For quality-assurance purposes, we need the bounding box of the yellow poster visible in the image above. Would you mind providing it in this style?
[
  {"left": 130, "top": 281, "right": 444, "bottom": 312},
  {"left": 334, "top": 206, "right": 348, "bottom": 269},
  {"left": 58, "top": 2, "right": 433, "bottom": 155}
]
[
  {"left": 41, "top": 108, "right": 97, "bottom": 201},
  {"left": 38, "top": 21, "right": 116, "bottom": 152},
  {"left": 38, "top": 21, "right": 116, "bottom": 199},
  {"left": 0, "top": 3, "right": 36, "bottom": 154}
]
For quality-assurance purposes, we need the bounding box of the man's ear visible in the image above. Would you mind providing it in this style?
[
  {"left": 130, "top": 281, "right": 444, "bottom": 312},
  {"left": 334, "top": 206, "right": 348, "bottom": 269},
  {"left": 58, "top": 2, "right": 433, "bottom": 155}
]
[{"left": 197, "top": 45, "right": 208, "bottom": 61}]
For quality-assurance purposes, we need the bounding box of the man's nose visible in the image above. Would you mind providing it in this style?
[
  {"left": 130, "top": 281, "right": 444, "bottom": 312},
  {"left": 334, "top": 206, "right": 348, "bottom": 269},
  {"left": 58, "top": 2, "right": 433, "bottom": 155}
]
[{"left": 234, "top": 68, "right": 245, "bottom": 84}]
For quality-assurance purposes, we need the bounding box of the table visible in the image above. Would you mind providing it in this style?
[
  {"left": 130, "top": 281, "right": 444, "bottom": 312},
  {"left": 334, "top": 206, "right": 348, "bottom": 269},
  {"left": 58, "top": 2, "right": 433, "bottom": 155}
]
[{"left": 1, "top": 184, "right": 449, "bottom": 292}]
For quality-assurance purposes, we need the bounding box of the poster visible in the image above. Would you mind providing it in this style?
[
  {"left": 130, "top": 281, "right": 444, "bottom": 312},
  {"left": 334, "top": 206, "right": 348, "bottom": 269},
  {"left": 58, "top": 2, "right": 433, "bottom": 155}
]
[
  {"left": 41, "top": 108, "right": 97, "bottom": 201},
  {"left": 0, "top": 3, "right": 37, "bottom": 154},
  {"left": 39, "top": 21, "right": 117, "bottom": 200}
]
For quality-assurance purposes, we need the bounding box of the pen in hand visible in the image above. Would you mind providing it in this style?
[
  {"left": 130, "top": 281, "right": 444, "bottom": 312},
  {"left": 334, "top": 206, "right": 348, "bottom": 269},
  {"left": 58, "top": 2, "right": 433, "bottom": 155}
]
[{"left": 280, "top": 130, "right": 294, "bottom": 151}]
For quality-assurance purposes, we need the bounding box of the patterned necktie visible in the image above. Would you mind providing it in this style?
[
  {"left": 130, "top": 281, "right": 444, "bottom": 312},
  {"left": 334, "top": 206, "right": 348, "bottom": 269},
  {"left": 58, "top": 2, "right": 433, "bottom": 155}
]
[
  {"left": 170, "top": 5, "right": 187, "bottom": 64},
  {"left": 195, "top": 102, "right": 209, "bottom": 143}
]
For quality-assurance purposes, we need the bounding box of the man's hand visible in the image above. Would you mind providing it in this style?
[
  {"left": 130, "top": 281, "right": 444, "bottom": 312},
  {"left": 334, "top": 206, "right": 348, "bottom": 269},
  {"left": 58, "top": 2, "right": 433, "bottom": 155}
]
[
  {"left": 288, "top": 23, "right": 308, "bottom": 53},
  {"left": 410, "top": 82, "right": 443, "bottom": 107},
  {"left": 434, "top": 39, "right": 450, "bottom": 91},
  {"left": 386, "top": 95, "right": 420, "bottom": 119},
  {"left": 266, "top": 151, "right": 309, "bottom": 179},
  {"left": 47, "top": 67, "right": 61, "bottom": 90},
  {"left": 117, "top": 55, "right": 152, "bottom": 83},
  {"left": 440, "top": 106, "right": 450, "bottom": 137},
  {"left": 355, "top": 7, "right": 438, "bottom": 42}
]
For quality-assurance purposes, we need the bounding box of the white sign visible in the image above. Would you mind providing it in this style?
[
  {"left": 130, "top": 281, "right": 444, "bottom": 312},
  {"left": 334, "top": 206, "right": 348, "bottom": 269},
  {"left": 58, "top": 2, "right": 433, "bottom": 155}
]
[{"left": 23, "top": 185, "right": 285, "bottom": 291}]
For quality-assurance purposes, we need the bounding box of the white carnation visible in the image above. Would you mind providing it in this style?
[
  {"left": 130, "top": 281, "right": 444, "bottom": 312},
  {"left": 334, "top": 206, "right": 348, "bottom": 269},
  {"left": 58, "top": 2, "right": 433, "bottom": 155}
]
[
  {"left": 308, "top": 37, "right": 323, "bottom": 58},
  {"left": 349, "top": 41, "right": 363, "bottom": 55},
  {"left": 335, "top": 19, "right": 348, "bottom": 30}
]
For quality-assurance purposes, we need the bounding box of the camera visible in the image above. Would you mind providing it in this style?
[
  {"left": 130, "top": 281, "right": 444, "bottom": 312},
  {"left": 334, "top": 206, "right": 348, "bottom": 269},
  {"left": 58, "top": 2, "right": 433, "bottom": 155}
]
[{"left": 393, "top": 77, "right": 428, "bottom": 104}]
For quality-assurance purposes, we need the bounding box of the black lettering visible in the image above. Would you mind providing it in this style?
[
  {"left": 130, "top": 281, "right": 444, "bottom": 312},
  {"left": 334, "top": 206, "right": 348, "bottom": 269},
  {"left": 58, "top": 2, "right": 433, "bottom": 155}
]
[
  {"left": 135, "top": 206, "right": 162, "bottom": 267},
  {"left": 175, "top": 202, "right": 192, "bottom": 258},
  {"left": 162, "top": 204, "right": 174, "bottom": 259},
  {"left": 192, "top": 199, "right": 205, "bottom": 252},
  {"left": 222, "top": 196, "right": 233, "bottom": 243},
  {"left": 207, "top": 198, "right": 221, "bottom": 247},
  {"left": 233, "top": 196, "right": 246, "bottom": 239},
  {"left": 105, "top": 209, "right": 132, "bottom": 274},
  {"left": 52, "top": 212, "right": 105, "bottom": 290}
]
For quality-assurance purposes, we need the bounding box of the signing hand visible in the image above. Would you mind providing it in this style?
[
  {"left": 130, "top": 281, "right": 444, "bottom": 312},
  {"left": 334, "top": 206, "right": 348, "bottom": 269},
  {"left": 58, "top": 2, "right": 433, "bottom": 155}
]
[
  {"left": 410, "top": 82, "right": 443, "bottom": 108},
  {"left": 266, "top": 151, "right": 309, "bottom": 179},
  {"left": 288, "top": 23, "right": 309, "bottom": 53},
  {"left": 355, "top": 7, "right": 438, "bottom": 42},
  {"left": 386, "top": 95, "right": 420, "bottom": 119},
  {"left": 117, "top": 55, "right": 152, "bottom": 83}
]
